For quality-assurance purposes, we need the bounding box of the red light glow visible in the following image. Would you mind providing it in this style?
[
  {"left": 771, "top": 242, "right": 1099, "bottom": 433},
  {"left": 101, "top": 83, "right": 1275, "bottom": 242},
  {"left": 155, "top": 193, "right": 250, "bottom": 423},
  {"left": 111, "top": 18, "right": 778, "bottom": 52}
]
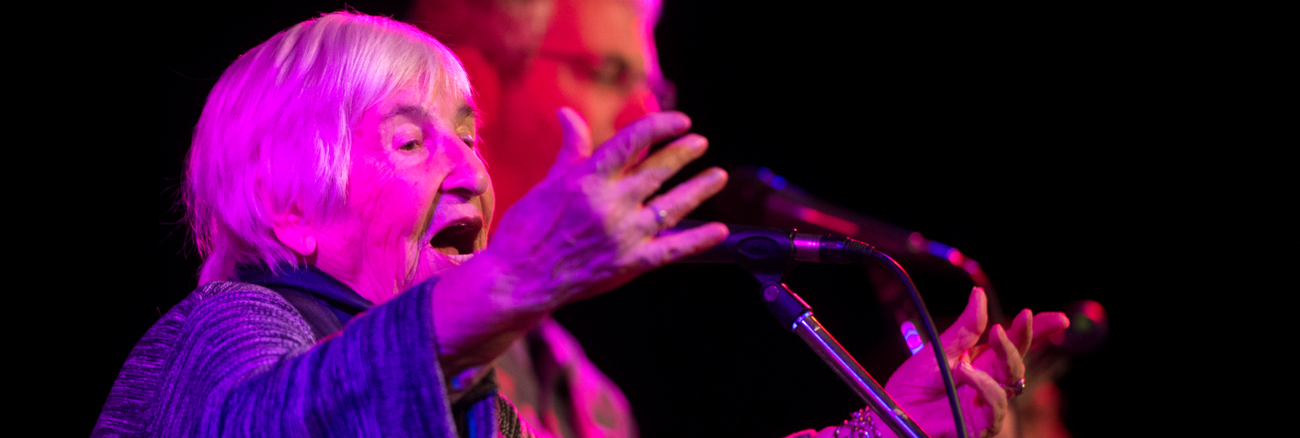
[
  {"left": 1082, "top": 300, "right": 1106, "bottom": 323},
  {"left": 908, "top": 232, "right": 925, "bottom": 250},
  {"left": 792, "top": 205, "right": 861, "bottom": 236}
]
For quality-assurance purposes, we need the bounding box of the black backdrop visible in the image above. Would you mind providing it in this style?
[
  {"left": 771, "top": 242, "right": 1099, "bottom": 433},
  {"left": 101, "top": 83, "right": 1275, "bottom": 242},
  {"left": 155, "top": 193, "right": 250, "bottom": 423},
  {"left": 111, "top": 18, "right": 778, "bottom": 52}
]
[{"left": 51, "top": 1, "right": 1212, "bottom": 436}]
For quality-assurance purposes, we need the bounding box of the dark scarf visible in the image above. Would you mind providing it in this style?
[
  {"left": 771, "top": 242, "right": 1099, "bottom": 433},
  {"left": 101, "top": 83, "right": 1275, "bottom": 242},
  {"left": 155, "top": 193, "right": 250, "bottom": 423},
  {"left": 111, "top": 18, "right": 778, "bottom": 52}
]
[{"left": 235, "top": 264, "right": 374, "bottom": 340}]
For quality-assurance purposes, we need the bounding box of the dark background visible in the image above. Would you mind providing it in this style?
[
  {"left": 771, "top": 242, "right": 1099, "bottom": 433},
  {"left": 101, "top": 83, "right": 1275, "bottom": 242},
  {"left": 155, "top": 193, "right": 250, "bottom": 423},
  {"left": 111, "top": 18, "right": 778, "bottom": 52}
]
[{"left": 46, "top": 0, "right": 1224, "bottom": 436}]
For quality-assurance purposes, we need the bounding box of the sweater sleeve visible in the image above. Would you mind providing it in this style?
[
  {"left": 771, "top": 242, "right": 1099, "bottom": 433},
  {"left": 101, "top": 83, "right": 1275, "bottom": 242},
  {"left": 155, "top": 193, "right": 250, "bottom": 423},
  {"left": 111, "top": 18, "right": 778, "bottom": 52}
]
[{"left": 150, "top": 278, "right": 457, "bottom": 437}]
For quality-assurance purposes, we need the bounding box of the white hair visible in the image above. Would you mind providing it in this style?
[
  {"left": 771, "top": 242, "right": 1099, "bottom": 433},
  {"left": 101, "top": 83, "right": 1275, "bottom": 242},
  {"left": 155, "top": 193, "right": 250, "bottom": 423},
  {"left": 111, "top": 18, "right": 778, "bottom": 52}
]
[{"left": 185, "top": 11, "right": 472, "bottom": 284}]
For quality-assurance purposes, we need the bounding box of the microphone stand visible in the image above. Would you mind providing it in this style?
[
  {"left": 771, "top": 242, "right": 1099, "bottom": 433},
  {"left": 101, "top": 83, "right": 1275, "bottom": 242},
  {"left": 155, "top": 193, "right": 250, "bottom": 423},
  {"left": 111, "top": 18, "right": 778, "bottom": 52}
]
[
  {"left": 759, "top": 279, "right": 929, "bottom": 438},
  {"left": 660, "top": 222, "right": 933, "bottom": 437}
]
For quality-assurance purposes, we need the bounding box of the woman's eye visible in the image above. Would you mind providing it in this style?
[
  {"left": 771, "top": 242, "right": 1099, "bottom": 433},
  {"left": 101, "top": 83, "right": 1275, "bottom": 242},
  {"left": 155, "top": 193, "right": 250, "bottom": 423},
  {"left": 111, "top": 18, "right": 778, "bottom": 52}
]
[
  {"left": 460, "top": 134, "right": 476, "bottom": 149},
  {"left": 399, "top": 139, "right": 421, "bottom": 151}
]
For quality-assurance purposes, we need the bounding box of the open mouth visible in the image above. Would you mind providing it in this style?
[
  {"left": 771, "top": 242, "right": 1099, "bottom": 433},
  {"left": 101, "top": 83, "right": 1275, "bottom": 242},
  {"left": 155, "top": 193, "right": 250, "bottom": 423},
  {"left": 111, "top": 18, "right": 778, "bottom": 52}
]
[{"left": 430, "top": 217, "right": 484, "bottom": 256}]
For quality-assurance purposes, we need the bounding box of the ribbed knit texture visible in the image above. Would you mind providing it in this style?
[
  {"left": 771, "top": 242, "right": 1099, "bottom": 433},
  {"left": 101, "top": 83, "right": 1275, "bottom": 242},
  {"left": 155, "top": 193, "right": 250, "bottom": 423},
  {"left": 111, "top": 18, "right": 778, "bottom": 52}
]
[{"left": 92, "top": 278, "right": 500, "bottom": 437}]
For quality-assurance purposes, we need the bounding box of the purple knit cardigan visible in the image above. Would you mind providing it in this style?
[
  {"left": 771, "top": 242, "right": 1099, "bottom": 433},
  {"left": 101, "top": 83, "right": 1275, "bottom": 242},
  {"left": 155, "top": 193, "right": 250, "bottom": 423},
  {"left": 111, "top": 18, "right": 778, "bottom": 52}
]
[{"left": 93, "top": 278, "right": 523, "bottom": 437}]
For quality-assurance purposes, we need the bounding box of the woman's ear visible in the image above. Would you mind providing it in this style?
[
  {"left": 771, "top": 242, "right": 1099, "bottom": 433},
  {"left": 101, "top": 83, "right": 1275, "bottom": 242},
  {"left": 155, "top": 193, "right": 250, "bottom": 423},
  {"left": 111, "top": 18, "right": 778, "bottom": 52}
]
[{"left": 271, "top": 204, "right": 317, "bottom": 260}]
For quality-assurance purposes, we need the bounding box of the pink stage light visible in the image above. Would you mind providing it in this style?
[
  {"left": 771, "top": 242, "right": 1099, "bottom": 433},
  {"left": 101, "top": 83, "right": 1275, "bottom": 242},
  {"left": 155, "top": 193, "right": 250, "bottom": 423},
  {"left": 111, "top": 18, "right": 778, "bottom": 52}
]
[
  {"left": 946, "top": 248, "right": 964, "bottom": 266},
  {"left": 792, "top": 205, "right": 861, "bottom": 236},
  {"left": 908, "top": 232, "right": 925, "bottom": 251},
  {"left": 1082, "top": 300, "right": 1106, "bottom": 323}
]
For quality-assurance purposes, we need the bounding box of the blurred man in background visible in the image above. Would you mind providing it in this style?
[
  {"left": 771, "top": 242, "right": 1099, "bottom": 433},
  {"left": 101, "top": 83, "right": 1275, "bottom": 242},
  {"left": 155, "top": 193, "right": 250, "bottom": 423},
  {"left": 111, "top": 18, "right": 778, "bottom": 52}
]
[
  {"left": 409, "top": 1, "right": 668, "bottom": 436},
  {"left": 411, "top": 0, "right": 670, "bottom": 221}
]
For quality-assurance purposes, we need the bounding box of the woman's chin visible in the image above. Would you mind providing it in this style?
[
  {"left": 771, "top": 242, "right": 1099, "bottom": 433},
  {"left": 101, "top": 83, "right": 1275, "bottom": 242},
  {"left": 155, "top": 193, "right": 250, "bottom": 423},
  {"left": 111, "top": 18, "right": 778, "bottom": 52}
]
[{"left": 410, "top": 245, "right": 479, "bottom": 286}]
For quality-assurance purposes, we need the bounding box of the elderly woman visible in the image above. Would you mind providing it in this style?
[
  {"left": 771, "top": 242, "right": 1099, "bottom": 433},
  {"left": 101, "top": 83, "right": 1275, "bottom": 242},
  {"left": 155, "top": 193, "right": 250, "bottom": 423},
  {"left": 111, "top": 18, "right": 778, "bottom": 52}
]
[{"left": 94, "top": 12, "right": 1064, "bottom": 438}]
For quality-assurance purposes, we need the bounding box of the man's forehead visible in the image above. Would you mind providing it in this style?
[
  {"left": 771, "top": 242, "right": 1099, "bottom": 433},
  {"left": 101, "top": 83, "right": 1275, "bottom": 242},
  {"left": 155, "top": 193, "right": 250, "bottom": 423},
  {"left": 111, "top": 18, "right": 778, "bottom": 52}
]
[
  {"left": 545, "top": 0, "right": 648, "bottom": 59},
  {"left": 573, "top": 0, "right": 660, "bottom": 17}
]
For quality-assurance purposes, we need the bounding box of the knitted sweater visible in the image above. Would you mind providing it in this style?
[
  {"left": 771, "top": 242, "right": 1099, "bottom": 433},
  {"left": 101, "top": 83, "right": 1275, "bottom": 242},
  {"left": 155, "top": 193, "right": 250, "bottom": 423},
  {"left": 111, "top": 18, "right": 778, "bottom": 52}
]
[{"left": 92, "top": 275, "right": 523, "bottom": 438}]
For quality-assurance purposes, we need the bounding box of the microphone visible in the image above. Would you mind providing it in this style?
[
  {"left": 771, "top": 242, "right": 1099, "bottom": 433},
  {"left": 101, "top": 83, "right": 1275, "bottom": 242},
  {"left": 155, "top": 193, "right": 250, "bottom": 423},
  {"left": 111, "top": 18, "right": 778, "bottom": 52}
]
[{"left": 658, "top": 220, "right": 876, "bottom": 268}]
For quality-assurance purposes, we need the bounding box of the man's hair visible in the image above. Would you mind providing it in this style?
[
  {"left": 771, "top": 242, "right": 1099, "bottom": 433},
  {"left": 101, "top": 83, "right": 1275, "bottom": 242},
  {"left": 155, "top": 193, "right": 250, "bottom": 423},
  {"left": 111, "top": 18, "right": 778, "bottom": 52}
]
[
  {"left": 184, "top": 11, "right": 472, "bottom": 284},
  {"left": 409, "top": 0, "right": 661, "bottom": 77}
]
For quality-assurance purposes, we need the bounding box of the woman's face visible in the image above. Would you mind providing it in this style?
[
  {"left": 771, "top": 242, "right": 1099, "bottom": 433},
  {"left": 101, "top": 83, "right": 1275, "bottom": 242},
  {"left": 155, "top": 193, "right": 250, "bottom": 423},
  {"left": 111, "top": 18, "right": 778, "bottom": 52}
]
[{"left": 313, "top": 83, "right": 494, "bottom": 304}]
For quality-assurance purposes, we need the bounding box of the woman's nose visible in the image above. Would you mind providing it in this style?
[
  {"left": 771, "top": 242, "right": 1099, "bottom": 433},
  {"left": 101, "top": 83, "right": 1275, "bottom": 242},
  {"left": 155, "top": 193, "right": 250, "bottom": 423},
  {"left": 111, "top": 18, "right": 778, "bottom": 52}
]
[{"left": 439, "top": 134, "right": 491, "bottom": 198}]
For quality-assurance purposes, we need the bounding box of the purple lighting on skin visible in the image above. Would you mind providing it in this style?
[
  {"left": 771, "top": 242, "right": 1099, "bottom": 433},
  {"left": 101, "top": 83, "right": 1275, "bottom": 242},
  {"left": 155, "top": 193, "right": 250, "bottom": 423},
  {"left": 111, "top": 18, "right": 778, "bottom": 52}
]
[{"left": 901, "top": 321, "right": 924, "bottom": 355}]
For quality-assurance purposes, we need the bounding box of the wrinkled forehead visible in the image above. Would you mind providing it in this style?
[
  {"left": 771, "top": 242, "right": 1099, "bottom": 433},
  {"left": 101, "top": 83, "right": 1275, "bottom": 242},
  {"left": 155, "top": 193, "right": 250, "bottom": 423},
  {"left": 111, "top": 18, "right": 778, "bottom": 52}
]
[
  {"left": 374, "top": 81, "right": 476, "bottom": 128},
  {"left": 406, "top": 74, "right": 474, "bottom": 124}
]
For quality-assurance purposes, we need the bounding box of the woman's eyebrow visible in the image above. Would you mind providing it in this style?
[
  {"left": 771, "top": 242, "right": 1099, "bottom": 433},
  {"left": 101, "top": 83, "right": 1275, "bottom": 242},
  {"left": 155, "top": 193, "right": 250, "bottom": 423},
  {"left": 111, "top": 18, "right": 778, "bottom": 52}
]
[
  {"left": 456, "top": 103, "right": 477, "bottom": 120},
  {"left": 383, "top": 105, "right": 430, "bottom": 122}
]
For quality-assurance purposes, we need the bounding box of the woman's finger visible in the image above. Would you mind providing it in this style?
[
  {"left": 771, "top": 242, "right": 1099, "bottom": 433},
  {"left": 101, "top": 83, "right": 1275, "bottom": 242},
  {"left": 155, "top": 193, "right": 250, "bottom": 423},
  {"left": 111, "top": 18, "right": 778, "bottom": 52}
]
[
  {"left": 1031, "top": 311, "right": 1070, "bottom": 342},
  {"left": 620, "top": 134, "right": 709, "bottom": 202},
  {"left": 1006, "top": 308, "right": 1033, "bottom": 358},
  {"left": 588, "top": 112, "right": 691, "bottom": 177},
  {"left": 989, "top": 324, "right": 1025, "bottom": 386},
  {"left": 939, "top": 287, "right": 989, "bottom": 361},
  {"left": 637, "top": 167, "right": 727, "bottom": 234},
  {"left": 953, "top": 361, "right": 1007, "bottom": 438},
  {"left": 548, "top": 107, "right": 594, "bottom": 180},
  {"left": 628, "top": 221, "right": 729, "bottom": 272},
  {"left": 629, "top": 133, "right": 707, "bottom": 175}
]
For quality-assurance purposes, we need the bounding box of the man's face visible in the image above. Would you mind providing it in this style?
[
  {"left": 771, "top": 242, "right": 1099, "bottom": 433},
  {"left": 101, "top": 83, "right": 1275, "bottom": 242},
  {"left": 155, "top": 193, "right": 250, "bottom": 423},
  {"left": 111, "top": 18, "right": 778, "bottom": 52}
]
[
  {"left": 481, "top": 0, "right": 662, "bottom": 218},
  {"left": 313, "top": 84, "right": 495, "bottom": 303}
]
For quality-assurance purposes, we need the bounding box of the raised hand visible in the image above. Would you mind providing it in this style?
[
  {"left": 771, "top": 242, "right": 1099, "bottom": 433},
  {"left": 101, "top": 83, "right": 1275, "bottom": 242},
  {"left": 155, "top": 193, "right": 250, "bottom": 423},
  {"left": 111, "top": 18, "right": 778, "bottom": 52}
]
[
  {"left": 486, "top": 108, "right": 730, "bottom": 304},
  {"left": 880, "top": 288, "right": 1069, "bottom": 438},
  {"left": 432, "top": 108, "right": 729, "bottom": 375},
  {"left": 969, "top": 305, "right": 1071, "bottom": 404}
]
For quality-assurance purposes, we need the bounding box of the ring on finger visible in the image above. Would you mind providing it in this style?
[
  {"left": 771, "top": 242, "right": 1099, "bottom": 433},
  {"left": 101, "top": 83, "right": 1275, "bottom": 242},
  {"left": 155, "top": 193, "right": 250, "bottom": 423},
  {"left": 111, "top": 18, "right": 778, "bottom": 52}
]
[
  {"left": 1000, "top": 378, "right": 1025, "bottom": 398},
  {"left": 647, "top": 203, "right": 669, "bottom": 229}
]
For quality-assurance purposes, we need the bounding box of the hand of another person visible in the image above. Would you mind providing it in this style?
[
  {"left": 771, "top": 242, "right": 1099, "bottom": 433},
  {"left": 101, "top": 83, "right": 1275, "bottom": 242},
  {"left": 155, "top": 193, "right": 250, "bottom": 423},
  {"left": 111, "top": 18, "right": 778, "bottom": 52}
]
[
  {"left": 433, "top": 108, "right": 728, "bottom": 374},
  {"left": 872, "top": 287, "right": 1069, "bottom": 438},
  {"left": 968, "top": 304, "right": 1071, "bottom": 410}
]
